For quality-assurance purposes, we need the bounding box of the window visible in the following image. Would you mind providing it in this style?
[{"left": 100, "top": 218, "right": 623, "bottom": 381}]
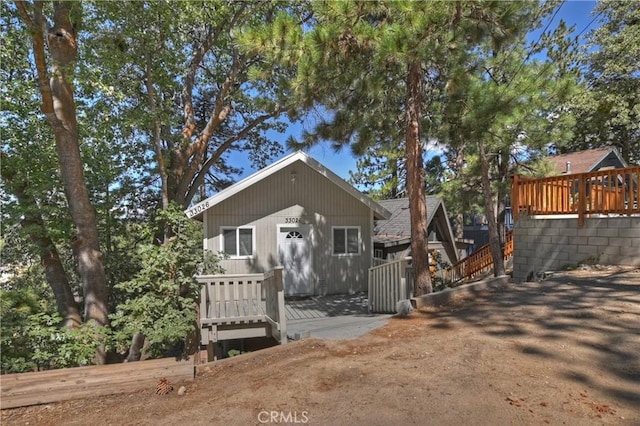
[
  {"left": 333, "top": 227, "right": 360, "bottom": 255},
  {"left": 286, "top": 231, "right": 304, "bottom": 239},
  {"left": 220, "top": 227, "right": 254, "bottom": 258}
]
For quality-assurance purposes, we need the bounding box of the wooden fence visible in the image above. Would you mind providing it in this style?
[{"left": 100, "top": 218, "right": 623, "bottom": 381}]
[
  {"left": 0, "top": 357, "right": 194, "bottom": 409},
  {"left": 447, "top": 230, "right": 514, "bottom": 284},
  {"left": 368, "top": 257, "right": 413, "bottom": 313},
  {"left": 512, "top": 166, "right": 640, "bottom": 226}
]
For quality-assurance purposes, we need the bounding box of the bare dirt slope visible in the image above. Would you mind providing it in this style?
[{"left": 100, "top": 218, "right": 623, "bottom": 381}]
[{"left": 3, "top": 266, "right": 639, "bottom": 425}]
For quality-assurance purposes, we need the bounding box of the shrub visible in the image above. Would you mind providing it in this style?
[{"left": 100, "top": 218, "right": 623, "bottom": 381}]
[{"left": 109, "top": 203, "right": 223, "bottom": 359}]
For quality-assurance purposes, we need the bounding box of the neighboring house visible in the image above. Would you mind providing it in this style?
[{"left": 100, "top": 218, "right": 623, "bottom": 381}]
[
  {"left": 546, "top": 146, "right": 628, "bottom": 175},
  {"left": 373, "top": 197, "right": 461, "bottom": 267},
  {"left": 463, "top": 147, "right": 628, "bottom": 252},
  {"left": 185, "top": 151, "right": 390, "bottom": 297}
]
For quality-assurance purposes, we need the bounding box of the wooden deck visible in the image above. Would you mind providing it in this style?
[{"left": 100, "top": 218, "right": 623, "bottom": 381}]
[
  {"left": 284, "top": 293, "right": 369, "bottom": 320},
  {"left": 512, "top": 166, "right": 640, "bottom": 226}
]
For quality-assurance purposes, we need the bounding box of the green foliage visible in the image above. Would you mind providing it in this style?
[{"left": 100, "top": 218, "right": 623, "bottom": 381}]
[
  {"left": 109, "top": 203, "right": 223, "bottom": 358},
  {"left": 349, "top": 143, "right": 406, "bottom": 200},
  {"left": 1, "top": 289, "right": 104, "bottom": 373},
  {"left": 227, "top": 349, "right": 246, "bottom": 357},
  {"left": 430, "top": 250, "right": 452, "bottom": 293},
  {"left": 562, "top": 0, "right": 639, "bottom": 164}
]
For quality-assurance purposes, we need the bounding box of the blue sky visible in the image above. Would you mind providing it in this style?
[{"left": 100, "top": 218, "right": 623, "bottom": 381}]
[{"left": 236, "top": 0, "right": 599, "bottom": 181}]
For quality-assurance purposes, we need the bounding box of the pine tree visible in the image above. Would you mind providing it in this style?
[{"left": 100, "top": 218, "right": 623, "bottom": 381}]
[
  {"left": 564, "top": 0, "right": 639, "bottom": 164},
  {"left": 287, "top": 1, "right": 525, "bottom": 294}
]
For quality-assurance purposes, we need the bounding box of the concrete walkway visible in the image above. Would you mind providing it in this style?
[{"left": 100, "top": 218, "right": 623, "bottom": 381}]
[{"left": 284, "top": 293, "right": 391, "bottom": 341}]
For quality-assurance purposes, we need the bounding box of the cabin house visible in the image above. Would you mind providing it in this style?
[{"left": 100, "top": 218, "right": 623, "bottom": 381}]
[
  {"left": 546, "top": 146, "right": 628, "bottom": 175},
  {"left": 186, "top": 151, "right": 391, "bottom": 297},
  {"left": 373, "top": 197, "right": 461, "bottom": 266}
]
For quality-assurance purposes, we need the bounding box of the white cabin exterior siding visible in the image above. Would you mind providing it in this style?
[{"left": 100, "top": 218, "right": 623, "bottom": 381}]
[{"left": 202, "top": 160, "right": 375, "bottom": 295}]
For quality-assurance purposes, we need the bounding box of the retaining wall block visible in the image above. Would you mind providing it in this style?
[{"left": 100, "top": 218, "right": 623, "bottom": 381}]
[
  {"left": 587, "top": 236, "right": 609, "bottom": 246},
  {"left": 597, "top": 227, "right": 619, "bottom": 238}
]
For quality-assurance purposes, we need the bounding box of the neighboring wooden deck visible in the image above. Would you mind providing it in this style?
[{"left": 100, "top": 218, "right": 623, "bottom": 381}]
[{"left": 512, "top": 166, "right": 640, "bottom": 226}]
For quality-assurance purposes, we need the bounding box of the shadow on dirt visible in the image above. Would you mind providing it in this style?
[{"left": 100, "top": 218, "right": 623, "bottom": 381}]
[{"left": 417, "top": 268, "right": 640, "bottom": 405}]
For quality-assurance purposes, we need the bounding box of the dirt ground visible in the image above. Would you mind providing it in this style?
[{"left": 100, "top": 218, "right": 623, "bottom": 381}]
[{"left": 3, "top": 266, "right": 640, "bottom": 425}]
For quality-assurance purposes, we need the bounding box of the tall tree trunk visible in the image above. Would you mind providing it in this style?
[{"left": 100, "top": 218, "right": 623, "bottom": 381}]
[
  {"left": 478, "top": 141, "right": 505, "bottom": 277},
  {"left": 453, "top": 148, "right": 465, "bottom": 240},
  {"left": 18, "top": 1, "right": 110, "bottom": 363},
  {"left": 405, "top": 60, "right": 432, "bottom": 296},
  {"left": 1, "top": 157, "right": 82, "bottom": 328}
]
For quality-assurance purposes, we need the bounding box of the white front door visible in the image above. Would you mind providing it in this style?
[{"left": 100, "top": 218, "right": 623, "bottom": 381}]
[{"left": 278, "top": 225, "right": 313, "bottom": 296}]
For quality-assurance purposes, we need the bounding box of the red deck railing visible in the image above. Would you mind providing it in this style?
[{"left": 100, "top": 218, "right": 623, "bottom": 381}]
[
  {"left": 447, "top": 230, "right": 513, "bottom": 284},
  {"left": 512, "top": 166, "right": 640, "bottom": 226}
]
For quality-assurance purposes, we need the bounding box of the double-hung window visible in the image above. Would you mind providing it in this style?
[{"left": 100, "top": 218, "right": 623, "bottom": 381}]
[
  {"left": 221, "top": 227, "right": 254, "bottom": 258},
  {"left": 333, "top": 226, "right": 360, "bottom": 255}
]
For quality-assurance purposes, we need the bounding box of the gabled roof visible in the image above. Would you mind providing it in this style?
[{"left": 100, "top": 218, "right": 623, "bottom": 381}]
[
  {"left": 547, "top": 147, "right": 627, "bottom": 175},
  {"left": 185, "top": 150, "right": 391, "bottom": 220},
  {"left": 374, "top": 196, "right": 442, "bottom": 239},
  {"left": 373, "top": 196, "right": 458, "bottom": 262}
]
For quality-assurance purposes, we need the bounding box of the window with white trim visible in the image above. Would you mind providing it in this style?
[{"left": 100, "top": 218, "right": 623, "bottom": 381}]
[
  {"left": 220, "top": 227, "right": 254, "bottom": 258},
  {"left": 332, "top": 226, "right": 361, "bottom": 255}
]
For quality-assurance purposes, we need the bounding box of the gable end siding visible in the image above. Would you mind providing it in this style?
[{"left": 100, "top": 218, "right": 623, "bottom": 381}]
[{"left": 204, "top": 161, "right": 372, "bottom": 294}]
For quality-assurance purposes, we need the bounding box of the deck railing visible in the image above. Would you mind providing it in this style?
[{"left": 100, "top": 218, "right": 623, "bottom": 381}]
[
  {"left": 197, "top": 268, "right": 287, "bottom": 348},
  {"left": 446, "top": 230, "right": 514, "bottom": 284},
  {"left": 512, "top": 166, "right": 640, "bottom": 226},
  {"left": 263, "top": 267, "right": 287, "bottom": 343}
]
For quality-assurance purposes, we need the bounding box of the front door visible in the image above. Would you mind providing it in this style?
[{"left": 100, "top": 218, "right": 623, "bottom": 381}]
[{"left": 278, "top": 225, "right": 313, "bottom": 296}]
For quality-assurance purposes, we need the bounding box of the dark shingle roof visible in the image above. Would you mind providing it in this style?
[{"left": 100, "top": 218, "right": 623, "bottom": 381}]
[{"left": 374, "top": 196, "right": 442, "bottom": 239}]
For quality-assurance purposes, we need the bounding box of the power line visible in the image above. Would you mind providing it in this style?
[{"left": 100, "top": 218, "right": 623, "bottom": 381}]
[{"left": 501, "top": 0, "right": 566, "bottom": 94}]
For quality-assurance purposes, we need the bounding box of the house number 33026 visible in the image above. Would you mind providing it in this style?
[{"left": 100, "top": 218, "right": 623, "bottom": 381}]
[{"left": 285, "top": 217, "right": 301, "bottom": 223}]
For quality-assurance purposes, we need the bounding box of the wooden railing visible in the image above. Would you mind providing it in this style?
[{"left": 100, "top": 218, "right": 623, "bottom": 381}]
[
  {"left": 368, "top": 257, "right": 413, "bottom": 313},
  {"left": 196, "top": 268, "right": 287, "bottom": 349},
  {"left": 372, "top": 257, "right": 388, "bottom": 267},
  {"left": 263, "top": 267, "right": 287, "bottom": 343},
  {"left": 447, "top": 230, "right": 514, "bottom": 284},
  {"left": 512, "top": 166, "right": 640, "bottom": 226}
]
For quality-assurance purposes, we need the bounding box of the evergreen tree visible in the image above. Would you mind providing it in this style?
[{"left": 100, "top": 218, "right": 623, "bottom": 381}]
[
  {"left": 563, "top": 0, "right": 639, "bottom": 164},
  {"left": 441, "top": 3, "right": 577, "bottom": 276},
  {"left": 285, "top": 1, "right": 525, "bottom": 294}
]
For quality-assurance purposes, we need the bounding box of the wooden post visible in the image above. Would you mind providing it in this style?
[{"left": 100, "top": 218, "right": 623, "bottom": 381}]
[
  {"left": 512, "top": 175, "right": 519, "bottom": 221},
  {"left": 206, "top": 341, "right": 216, "bottom": 362},
  {"left": 578, "top": 174, "right": 587, "bottom": 227},
  {"left": 273, "top": 266, "right": 287, "bottom": 344}
]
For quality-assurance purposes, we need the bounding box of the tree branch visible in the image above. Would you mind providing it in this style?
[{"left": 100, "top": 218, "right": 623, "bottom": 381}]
[{"left": 184, "top": 107, "right": 284, "bottom": 204}]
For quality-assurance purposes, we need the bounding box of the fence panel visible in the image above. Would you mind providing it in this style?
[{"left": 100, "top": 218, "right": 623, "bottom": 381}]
[{"left": 368, "top": 257, "right": 412, "bottom": 313}]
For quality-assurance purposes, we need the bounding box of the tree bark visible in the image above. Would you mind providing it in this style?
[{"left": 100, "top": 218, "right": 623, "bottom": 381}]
[
  {"left": 18, "top": 1, "right": 110, "bottom": 363},
  {"left": 478, "top": 142, "right": 505, "bottom": 277},
  {"left": 1, "top": 156, "right": 82, "bottom": 329},
  {"left": 405, "top": 60, "right": 432, "bottom": 296}
]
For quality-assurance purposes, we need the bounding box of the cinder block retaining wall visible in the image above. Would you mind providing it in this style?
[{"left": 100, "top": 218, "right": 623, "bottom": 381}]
[{"left": 513, "top": 215, "right": 640, "bottom": 282}]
